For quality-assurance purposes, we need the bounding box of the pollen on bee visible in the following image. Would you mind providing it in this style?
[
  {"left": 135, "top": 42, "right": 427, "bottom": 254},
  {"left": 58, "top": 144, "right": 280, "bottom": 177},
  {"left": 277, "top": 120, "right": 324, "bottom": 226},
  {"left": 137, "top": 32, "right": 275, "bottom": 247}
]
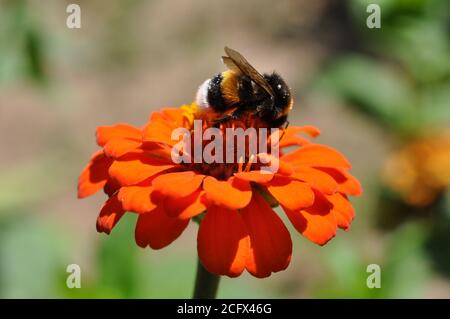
[{"left": 220, "top": 70, "right": 240, "bottom": 105}]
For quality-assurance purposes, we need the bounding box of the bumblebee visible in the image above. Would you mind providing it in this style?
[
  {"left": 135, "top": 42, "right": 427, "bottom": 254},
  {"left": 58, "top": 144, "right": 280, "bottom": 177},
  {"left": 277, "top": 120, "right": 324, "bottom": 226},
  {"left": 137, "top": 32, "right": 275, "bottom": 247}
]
[{"left": 195, "top": 46, "right": 293, "bottom": 128}]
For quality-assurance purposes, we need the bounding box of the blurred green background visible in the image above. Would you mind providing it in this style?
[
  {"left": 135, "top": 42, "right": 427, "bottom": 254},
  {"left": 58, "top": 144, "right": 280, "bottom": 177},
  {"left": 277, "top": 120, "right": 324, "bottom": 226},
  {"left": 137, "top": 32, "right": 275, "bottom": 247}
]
[{"left": 0, "top": 0, "right": 449, "bottom": 298}]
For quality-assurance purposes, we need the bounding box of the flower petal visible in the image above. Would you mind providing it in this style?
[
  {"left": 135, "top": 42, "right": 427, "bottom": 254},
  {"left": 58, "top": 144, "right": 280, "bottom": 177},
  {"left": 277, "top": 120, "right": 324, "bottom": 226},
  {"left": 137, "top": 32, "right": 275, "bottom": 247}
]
[
  {"left": 140, "top": 143, "right": 174, "bottom": 162},
  {"left": 279, "top": 135, "right": 310, "bottom": 148},
  {"left": 234, "top": 171, "right": 274, "bottom": 184},
  {"left": 284, "top": 191, "right": 337, "bottom": 245},
  {"left": 203, "top": 176, "right": 252, "bottom": 210},
  {"left": 278, "top": 125, "right": 320, "bottom": 148},
  {"left": 135, "top": 206, "right": 189, "bottom": 249},
  {"left": 326, "top": 192, "right": 355, "bottom": 230},
  {"left": 104, "top": 138, "right": 142, "bottom": 158},
  {"left": 108, "top": 152, "right": 175, "bottom": 186},
  {"left": 142, "top": 108, "right": 190, "bottom": 146},
  {"left": 103, "top": 178, "right": 121, "bottom": 197},
  {"left": 96, "top": 124, "right": 141, "bottom": 147},
  {"left": 118, "top": 185, "right": 156, "bottom": 214},
  {"left": 142, "top": 120, "right": 179, "bottom": 146},
  {"left": 197, "top": 205, "right": 249, "bottom": 277},
  {"left": 266, "top": 175, "right": 314, "bottom": 211},
  {"left": 152, "top": 171, "right": 205, "bottom": 198},
  {"left": 96, "top": 194, "right": 125, "bottom": 234},
  {"left": 317, "top": 167, "right": 363, "bottom": 196},
  {"left": 242, "top": 193, "right": 292, "bottom": 278},
  {"left": 292, "top": 166, "right": 338, "bottom": 195},
  {"left": 297, "top": 125, "right": 321, "bottom": 137},
  {"left": 78, "top": 151, "right": 113, "bottom": 198},
  {"left": 257, "top": 153, "right": 293, "bottom": 175},
  {"left": 150, "top": 107, "right": 191, "bottom": 128},
  {"left": 282, "top": 144, "right": 351, "bottom": 169},
  {"left": 163, "top": 189, "right": 207, "bottom": 219}
]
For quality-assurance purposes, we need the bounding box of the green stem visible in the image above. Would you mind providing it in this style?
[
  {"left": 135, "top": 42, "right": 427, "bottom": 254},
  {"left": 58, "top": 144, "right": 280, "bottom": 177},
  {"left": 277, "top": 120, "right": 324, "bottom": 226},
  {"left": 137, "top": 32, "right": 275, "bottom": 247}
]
[{"left": 193, "top": 259, "right": 221, "bottom": 299}]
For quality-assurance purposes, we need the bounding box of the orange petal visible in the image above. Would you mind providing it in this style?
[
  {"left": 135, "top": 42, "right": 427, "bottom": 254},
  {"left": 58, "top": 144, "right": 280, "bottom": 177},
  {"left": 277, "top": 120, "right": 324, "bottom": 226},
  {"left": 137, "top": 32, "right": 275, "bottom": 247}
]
[
  {"left": 317, "top": 167, "right": 362, "bottom": 196},
  {"left": 266, "top": 175, "right": 314, "bottom": 211},
  {"left": 292, "top": 166, "right": 338, "bottom": 194},
  {"left": 78, "top": 151, "right": 113, "bottom": 198},
  {"left": 197, "top": 205, "right": 249, "bottom": 277},
  {"left": 163, "top": 189, "right": 207, "bottom": 219},
  {"left": 152, "top": 171, "right": 205, "bottom": 198},
  {"left": 327, "top": 192, "right": 355, "bottom": 230},
  {"left": 108, "top": 152, "right": 175, "bottom": 186},
  {"left": 118, "top": 185, "right": 157, "bottom": 214},
  {"left": 96, "top": 194, "right": 125, "bottom": 234},
  {"left": 135, "top": 206, "right": 189, "bottom": 249},
  {"left": 258, "top": 153, "right": 293, "bottom": 175},
  {"left": 96, "top": 124, "right": 141, "bottom": 147},
  {"left": 278, "top": 125, "right": 321, "bottom": 148},
  {"left": 104, "top": 138, "right": 142, "bottom": 158},
  {"left": 287, "top": 125, "right": 321, "bottom": 137},
  {"left": 103, "top": 178, "right": 121, "bottom": 197},
  {"left": 150, "top": 107, "right": 190, "bottom": 128},
  {"left": 142, "top": 120, "right": 179, "bottom": 146},
  {"left": 140, "top": 143, "right": 174, "bottom": 162},
  {"left": 284, "top": 191, "right": 337, "bottom": 245},
  {"left": 282, "top": 144, "right": 351, "bottom": 169},
  {"left": 302, "top": 126, "right": 320, "bottom": 137},
  {"left": 142, "top": 108, "right": 190, "bottom": 146},
  {"left": 279, "top": 135, "right": 310, "bottom": 148},
  {"left": 234, "top": 171, "right": 274, "bottom": 184},
  {"left": 203, "top": 176, "right": 252, "bottom": 210},
  {"left": 242, "top": 193, "right": 292, "bottom": 278}
]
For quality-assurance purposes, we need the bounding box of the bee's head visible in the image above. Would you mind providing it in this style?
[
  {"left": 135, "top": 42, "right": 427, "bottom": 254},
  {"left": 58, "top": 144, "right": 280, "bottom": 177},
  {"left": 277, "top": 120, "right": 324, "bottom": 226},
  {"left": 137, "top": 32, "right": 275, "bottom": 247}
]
[{"left": 263, "top": 72, "right": 293, "bottom": 117}]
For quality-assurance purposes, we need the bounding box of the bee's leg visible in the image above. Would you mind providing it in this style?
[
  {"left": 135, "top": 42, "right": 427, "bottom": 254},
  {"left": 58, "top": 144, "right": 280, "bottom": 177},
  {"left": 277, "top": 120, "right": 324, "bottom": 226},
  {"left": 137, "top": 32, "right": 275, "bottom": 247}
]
[
  {"left": 212, "top": 116, "right": 231, "bottom": 127},
  {"left": 213, "top": 108, "right": 245, "bottom": 127},
  {"left": 271, "top": 115, "right": 288, "bottom": 129},
  {"left": 279, "top": 120, "right": 289, "bottom": 141}
]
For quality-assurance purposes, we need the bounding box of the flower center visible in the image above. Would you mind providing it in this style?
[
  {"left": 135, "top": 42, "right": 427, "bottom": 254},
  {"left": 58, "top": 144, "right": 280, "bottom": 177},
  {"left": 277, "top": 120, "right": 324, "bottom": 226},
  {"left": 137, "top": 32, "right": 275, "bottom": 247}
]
[{"left": 177, "top": 114, "right": 279, "bottom": 180}]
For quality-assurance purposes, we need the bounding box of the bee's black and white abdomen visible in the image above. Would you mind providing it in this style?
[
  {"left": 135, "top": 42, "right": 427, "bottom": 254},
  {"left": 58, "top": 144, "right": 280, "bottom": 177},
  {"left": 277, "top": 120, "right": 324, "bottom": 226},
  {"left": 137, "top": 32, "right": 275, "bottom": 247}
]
[
  {"left": 195, "top": 78, "right": 211, "bottom": 109},
  {"left": 195, "top": 73, "right": 228, "bottom": 112}
]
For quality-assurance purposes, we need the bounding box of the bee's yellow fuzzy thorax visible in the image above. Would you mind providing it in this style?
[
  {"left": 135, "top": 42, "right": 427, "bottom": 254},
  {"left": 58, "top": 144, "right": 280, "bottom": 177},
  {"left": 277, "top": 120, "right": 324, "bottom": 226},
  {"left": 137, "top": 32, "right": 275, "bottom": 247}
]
[{"left": 220, "top": 70, "right": 240, "bottom": 106}]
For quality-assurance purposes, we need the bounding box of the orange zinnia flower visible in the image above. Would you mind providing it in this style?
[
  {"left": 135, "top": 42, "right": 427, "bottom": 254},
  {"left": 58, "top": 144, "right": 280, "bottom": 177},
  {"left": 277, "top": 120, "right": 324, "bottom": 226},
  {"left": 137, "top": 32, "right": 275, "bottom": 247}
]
[
  {"left": 78, "top": 104, "right": 362, "bottom": 278},
  {"left": 383, "top": 131, "right": 450, "bottom": 207}
]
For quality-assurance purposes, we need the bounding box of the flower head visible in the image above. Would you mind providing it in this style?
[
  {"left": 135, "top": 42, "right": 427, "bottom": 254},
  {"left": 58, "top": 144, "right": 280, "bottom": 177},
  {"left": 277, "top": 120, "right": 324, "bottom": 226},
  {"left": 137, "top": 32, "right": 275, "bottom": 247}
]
[
  {"left": 383, "top": 131, "right": 450, "bottom": 207},
  {"left": 78, "top": 103, "right": 362, "bottom": 278}
]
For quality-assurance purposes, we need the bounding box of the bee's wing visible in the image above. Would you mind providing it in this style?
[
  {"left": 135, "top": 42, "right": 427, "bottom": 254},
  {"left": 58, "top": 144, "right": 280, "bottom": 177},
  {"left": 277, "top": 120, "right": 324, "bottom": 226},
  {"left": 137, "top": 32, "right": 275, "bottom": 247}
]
[
  {"left": 221, "top": 56, "right": 242, "bottom": 74},
  {"left": 222, "top": 46, "right": 274, "bottom": 97}
]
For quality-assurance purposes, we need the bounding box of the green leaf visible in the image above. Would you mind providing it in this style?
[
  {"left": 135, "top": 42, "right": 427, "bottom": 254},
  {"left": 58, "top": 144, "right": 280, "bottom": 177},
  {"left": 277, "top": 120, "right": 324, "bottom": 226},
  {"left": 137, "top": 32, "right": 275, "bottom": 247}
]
[
  {"left": 418, "top": 82, "right": 450, "bottom": 128},
  {"left": 0, "top": 217, "right": 68, "bottom": 298},
  {"left": 381, "top": 223, "right": 430, "bottom": 298},
  {"left": 96, "top": 213, "right": 142, "bottom": 298},
  {"left": 380, "top": 18, "right": 450, "bottom": 83},
  {"left": 312, "top": 239, "right": 381, "bottom": 298},
  {"left": 445, "top": 189, "right": 450, "bottom": 220},
  {"left": 315, "top": 55, "right": 416, "bottom": 132}
]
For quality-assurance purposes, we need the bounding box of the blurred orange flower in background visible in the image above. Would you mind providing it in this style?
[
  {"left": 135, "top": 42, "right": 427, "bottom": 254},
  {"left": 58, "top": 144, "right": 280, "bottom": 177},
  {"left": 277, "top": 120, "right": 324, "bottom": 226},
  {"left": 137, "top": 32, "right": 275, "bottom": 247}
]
[
  {"left": 383, "top": 131, "right": 450, "bottom": 207},
  {"left": 78, "top": 104, "right": 362, "bottom": 278}
]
